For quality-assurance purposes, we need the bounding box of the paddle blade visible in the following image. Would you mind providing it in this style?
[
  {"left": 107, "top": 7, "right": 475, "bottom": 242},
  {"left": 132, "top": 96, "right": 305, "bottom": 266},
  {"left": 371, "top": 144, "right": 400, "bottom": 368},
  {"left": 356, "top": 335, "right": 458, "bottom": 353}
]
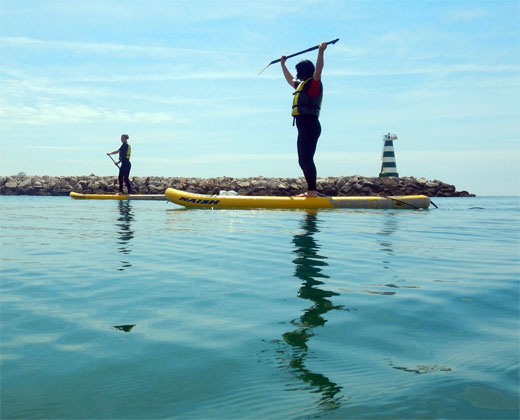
[{"left": 258, "top": 62, "right": 272, "bottom": 75}]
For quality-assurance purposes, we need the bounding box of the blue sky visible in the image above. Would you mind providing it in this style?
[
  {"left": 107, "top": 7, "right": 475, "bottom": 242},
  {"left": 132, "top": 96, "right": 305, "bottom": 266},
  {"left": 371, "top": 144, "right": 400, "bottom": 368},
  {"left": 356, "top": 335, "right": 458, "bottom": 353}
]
[{"left": 0, "top": 0, "right": 518, "bottom": 195}]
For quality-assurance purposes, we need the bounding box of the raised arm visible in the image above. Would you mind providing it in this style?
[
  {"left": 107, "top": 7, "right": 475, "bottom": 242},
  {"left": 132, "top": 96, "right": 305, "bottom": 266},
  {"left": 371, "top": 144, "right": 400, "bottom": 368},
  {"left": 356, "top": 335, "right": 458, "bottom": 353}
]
[
  {"left": 280, "top": 56, "right": 296, "bottom": 88},
  {"left": 313, "top": 42, "right": 327, "bottom": 81}
]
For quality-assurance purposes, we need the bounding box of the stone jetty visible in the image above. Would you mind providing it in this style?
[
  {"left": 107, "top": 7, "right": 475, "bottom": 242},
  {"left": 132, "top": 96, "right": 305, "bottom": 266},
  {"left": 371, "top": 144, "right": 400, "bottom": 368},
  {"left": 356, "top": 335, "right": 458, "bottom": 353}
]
[{"left": 0, "top": 174, "right": 475, "bottom": 197}]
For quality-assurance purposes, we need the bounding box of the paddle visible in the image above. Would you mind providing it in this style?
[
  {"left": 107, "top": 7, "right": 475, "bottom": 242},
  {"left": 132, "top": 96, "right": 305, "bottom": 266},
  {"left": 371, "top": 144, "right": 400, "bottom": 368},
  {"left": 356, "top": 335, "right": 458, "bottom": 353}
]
[
  {"left": 107, "top": 154, "right": 121, "bottom": 190},
  {"left": 108, "top": 154, "right": 120, "bottom": 168},
  {"left": 107, "top": 154, "right": 135, "bottom": 193},
  {"left": 258, "top": 38, "right": 340, "bottom": 75}
]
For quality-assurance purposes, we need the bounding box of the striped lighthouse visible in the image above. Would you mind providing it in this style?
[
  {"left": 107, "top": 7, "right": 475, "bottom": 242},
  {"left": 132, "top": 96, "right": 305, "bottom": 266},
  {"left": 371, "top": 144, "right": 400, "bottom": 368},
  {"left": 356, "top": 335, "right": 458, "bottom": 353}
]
[{"left": 379, "top": 133, "right": 399, "bottom": 177}]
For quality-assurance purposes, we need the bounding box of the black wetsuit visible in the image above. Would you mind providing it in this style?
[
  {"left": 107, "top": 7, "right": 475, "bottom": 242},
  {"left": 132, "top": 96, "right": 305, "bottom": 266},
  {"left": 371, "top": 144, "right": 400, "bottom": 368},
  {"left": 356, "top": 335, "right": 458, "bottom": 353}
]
[
  {"left": 292, "top": 78, "right": 323, "bottom": 192},
  {"left": 119, "top": 143, "right": 132, "bottom": 194},
  {"left": 295, "top": 115, "right": 321, "bottom": 192}
]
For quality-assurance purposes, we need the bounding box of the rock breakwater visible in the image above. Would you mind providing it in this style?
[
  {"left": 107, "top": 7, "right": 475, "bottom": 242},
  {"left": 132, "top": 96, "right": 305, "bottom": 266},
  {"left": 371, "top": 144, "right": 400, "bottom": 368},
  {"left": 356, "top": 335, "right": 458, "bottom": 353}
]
[{"left": 0, "top": 175, "right": 474, "bottom": 197}]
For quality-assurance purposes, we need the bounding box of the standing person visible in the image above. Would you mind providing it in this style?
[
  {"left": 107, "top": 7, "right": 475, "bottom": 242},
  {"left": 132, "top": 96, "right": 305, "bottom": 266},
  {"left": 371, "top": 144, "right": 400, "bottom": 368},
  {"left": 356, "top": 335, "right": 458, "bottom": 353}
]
[
  {"left": 107, "top": 134, "right": 133, "bottom": 195},
  {"left": 281, "top": 42, "right": 327, "bottom": 197}
]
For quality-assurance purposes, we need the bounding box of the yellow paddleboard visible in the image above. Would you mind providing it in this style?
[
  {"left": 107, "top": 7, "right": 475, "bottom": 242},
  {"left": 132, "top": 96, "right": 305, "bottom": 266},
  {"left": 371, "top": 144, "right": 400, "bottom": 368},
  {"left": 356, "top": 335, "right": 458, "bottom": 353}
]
[
  {"left": 70, "top": 192, "right": 166, "bottom": 200},
  {"left": 165, "top": 188, "right": 430, "bottom": 210}
]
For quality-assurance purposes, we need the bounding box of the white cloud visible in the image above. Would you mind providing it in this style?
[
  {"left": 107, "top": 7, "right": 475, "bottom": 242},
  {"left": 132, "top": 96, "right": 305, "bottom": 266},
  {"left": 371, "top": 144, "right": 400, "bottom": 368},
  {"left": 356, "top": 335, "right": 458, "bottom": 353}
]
[
  {"left": 445, "top": 7, "right": 489, "bottom": 22},
  {"left": 25, "top": 145, "right": 93, "bottom": 151},
  {"left": 0, "top": 36, "right": 250, "bottom": 61},
  {"left": 327, "top": 63, "right": 518, "bottom": 78},
  {"left": 140, "top": 153, "right": 295, "bottom": 165},
  {"left": 0, "top": 102, "right": 187, "bottom": 126}
]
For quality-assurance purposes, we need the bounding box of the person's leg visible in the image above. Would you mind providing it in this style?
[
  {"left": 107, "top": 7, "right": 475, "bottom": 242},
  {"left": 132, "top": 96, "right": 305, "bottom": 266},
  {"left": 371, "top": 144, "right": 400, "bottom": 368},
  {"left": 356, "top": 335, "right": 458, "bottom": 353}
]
[
  {"left": 296, "top": 117, "right": 321, "bottom": 194},
  {"left": 124, "top": 176, "right": 132, "bottom": 194},
  {"left": 122, "top": 162, "right": 132, "bottom": 194},
  {"left": 118, "top": 170, "right": 124, "bottom": 194}
]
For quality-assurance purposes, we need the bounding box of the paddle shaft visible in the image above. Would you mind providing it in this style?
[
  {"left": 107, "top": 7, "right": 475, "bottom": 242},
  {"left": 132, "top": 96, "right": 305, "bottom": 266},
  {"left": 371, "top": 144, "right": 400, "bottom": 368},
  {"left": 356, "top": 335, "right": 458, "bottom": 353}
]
[
  {"left": 258, "top": 38, "right": 339, "bottom": 75},
  {"left": 107, "top": 153, "right": 136, "bottom": 191},
  {"left": 108, "top": 154, "right": 120, "bottom": 168}
]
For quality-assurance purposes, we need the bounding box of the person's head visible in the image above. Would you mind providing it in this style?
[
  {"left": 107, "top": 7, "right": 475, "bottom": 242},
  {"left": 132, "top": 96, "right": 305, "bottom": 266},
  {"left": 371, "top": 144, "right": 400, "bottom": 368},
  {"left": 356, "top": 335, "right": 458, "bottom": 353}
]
[
  {"left": 121, "top": 134, "right": 129, "bottom": 143},
  {"left": 295, "top": 60, "right": 315, "bottom": 81}
]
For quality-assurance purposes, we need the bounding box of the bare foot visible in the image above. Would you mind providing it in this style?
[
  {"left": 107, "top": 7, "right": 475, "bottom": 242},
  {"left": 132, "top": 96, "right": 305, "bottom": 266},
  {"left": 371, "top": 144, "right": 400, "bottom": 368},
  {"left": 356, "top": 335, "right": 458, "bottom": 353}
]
[{"left": 295, "top": 191, "right": 318, "bottom": 197}]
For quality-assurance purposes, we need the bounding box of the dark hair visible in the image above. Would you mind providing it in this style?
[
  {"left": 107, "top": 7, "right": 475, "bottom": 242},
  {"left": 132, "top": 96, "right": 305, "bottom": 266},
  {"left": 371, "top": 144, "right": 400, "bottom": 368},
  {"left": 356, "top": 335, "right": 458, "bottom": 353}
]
[{"left": 295, "top": 60, "right": 315, "bottom": 81}]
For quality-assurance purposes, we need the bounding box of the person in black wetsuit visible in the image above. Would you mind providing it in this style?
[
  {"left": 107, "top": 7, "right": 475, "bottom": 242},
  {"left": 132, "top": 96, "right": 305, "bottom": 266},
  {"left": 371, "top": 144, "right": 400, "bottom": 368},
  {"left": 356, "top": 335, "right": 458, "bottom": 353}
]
[
  {"left": 280, "top": 42, "right": 327, "bottom": 197},
  {"left": 107, "top": 134, "right": 133, "bottom": 195}
]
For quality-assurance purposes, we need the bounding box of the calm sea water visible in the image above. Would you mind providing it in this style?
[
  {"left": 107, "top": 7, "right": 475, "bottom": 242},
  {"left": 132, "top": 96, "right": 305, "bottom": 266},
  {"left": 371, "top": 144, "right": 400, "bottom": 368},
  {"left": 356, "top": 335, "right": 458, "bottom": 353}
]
[{"left": 1, "top": 196, "right": 519, "bottom": 420}]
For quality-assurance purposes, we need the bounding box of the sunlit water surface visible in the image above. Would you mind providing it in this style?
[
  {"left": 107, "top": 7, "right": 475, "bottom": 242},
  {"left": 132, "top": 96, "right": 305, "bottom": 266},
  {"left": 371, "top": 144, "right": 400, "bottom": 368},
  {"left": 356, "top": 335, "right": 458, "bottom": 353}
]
[{"left": 1, "top": 196, "right": 519, "bottom": 419}]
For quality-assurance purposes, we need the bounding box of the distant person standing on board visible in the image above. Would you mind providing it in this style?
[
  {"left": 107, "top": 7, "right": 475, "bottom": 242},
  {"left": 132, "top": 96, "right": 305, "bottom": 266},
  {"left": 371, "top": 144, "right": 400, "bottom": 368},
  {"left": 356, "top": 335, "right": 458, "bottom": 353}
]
[
  {"left": 107, "top": 134, "right": 133, "bottom": 195},
  {"left": 280, "top": 42, "right": 327, "bottom": 197}
]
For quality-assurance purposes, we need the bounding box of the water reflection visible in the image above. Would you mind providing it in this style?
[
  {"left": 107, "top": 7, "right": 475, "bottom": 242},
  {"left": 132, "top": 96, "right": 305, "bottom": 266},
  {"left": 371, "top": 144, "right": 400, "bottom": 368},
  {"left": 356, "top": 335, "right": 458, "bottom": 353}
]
[
  {"left": 116, "top": 201, "right": 134, "bottom": 271},
  {"left": 379, "top": 211, "right": 398, "bottom": 262},
  {"left": 112, "top": 324, "right": 136, "bottom": 332},
  {"left": 373, "top": 212, "right": 405, "bottom": 288},
  {"left": 282, "top": 211, "right": 343, "bottom": 409}
]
